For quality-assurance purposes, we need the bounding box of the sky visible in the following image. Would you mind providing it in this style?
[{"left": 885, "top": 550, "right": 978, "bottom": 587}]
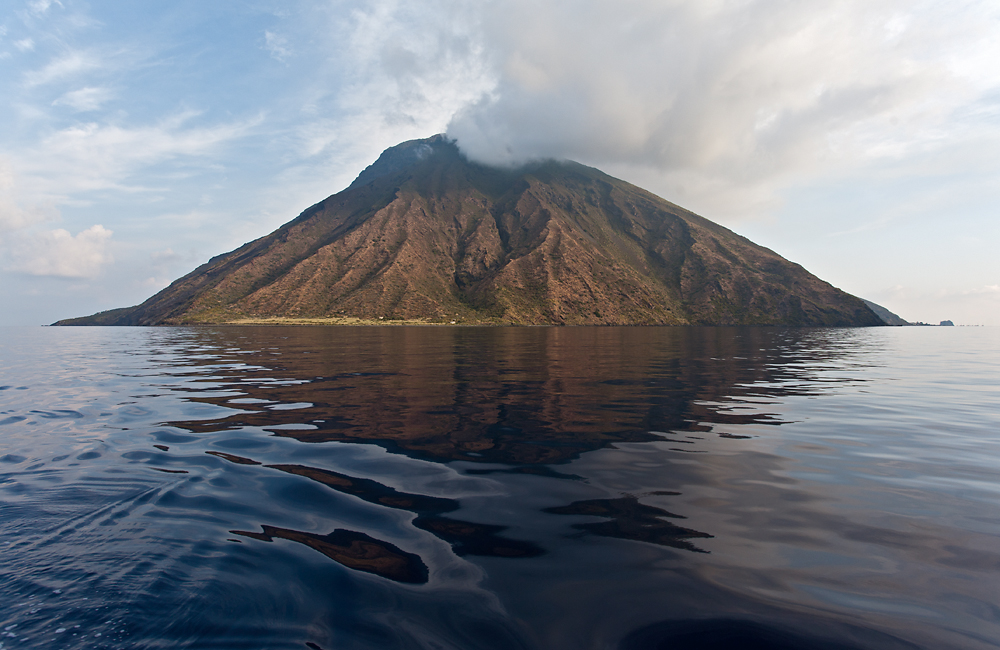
[{"left": 1, "top": 0, "right": 998, "bottom": 326}]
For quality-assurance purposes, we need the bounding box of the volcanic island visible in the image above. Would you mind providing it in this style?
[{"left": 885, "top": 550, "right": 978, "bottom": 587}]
[{"left": 55, "top": 135, "right": 883, "bottom": 327}]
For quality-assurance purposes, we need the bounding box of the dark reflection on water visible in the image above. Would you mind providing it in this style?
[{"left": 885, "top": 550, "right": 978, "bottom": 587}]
[
  {"left": 211, "top": 448, "right": 545, "bottom": 563},
  {"left": 230, "top": 525, "right": 430, "bottom": 585},
  {"left": 1, "top": 325, "right": 999, "bottom": 650},
  {"left": 543, "top": 496, "right": 713, "bottom": 553},
  {"left": 166, "top": 327, "right": 797, "bottom": 465}
]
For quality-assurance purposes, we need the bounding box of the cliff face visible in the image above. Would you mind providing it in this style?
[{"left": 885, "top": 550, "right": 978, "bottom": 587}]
[{"left": 55, "top": 135, "right": 881, "bottom": 327}]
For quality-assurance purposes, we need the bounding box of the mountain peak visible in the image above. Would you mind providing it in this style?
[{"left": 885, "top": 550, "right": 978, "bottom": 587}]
[{"left": 348, "top": 134, "right": 455, "bottom": 189}]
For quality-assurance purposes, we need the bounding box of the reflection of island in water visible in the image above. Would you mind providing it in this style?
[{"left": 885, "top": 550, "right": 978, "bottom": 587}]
[
  {"left": 165, "top": 327, "right": 873, "bottom": 571},
  {"left": 170, "top": 327, "right": 843, "bottom": 465}
]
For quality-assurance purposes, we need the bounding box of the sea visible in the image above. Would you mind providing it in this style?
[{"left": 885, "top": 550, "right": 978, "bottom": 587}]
[{"left": 0, "top": 325, "right": 998, "bottom": 650}]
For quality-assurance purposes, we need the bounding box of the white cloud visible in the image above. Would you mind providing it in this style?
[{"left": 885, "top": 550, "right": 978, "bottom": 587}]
[
  {"left": 0, "top": 158, "right": 58, "bottom": 234},
  {"left": 28, "top": 0, "right": 62, "bottom": 16},
  {"left": 252, "top": 0, "right": 497, "bottom": 216},
  {"left": 10, "top": 224, "right": 112, "bottom": 278},
  {"left": 962, "top": 284, "right": 1000, "bottom": 296},
  {"left": 14, "top": 38, "right": 34, "bottom": 52},
  {"left": 264, "top": 30, "right": 291, "bottom": 61},
  {"left": 53, "top": 86, "right": 112, "bottom": 111},
  {"left": 24, "top": 51, "right": 99, "bottom": 87},
  {"left": 0, "top": 197, "right": 56, "bottom": 235},
  {"left": 292, "top": 0, "right": 492, "bottom": 160},
  {"left": 18, "top": 112, "right": 261, "bottom": 195},
  {"left": 444, "top": 0, "right": 1000, "bottom": 219}
]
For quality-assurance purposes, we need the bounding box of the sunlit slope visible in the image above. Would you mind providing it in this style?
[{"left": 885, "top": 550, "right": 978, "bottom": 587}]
[{"left": 55, "top": 135, "right": 881, "bottom": 326}]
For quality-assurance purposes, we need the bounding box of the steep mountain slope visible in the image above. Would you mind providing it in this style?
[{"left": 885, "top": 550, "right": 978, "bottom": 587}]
[
  {"left": 862, "top": 300, "right": 909, "bottom": 325},
  {"left": 55, "top": 135, "right": 881, "bottom": 326}
]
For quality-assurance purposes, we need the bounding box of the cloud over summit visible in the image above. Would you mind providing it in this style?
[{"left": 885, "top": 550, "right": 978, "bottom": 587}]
[{"left": 446, "top": 0, "right": 999, "bottom": 216}]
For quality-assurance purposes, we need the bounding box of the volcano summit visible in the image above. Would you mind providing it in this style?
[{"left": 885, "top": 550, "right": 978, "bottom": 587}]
[{"left": 55, "top": 135, "right": 880, "bottom": 327}]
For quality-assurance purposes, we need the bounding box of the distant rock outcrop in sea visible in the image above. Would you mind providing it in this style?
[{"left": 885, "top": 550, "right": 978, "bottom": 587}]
[{"left": 55, "top": 135, "right": 882, "bottom": 327}]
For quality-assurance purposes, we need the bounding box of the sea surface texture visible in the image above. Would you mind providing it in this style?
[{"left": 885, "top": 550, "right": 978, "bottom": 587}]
[{"left": 0, "top": 326, "right": 998, "bottom": 650}]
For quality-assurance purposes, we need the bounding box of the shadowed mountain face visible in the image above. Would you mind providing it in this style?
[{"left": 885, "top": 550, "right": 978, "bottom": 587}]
[
  {"left": 862, "top": 299, "right": 909, "bottom": 326},
  {"left": 56, "top": 135, "right": 881, "bottom": 326}
]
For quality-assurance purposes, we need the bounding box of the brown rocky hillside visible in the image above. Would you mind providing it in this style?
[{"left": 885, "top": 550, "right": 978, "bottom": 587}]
[{"left": 54, "top": 135, "right": 881, "bottom": 327}]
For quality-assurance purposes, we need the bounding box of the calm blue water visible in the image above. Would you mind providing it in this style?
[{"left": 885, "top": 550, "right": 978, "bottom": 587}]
[{"left": 1, "top": 325, "right": 998, "bottom": 649}]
